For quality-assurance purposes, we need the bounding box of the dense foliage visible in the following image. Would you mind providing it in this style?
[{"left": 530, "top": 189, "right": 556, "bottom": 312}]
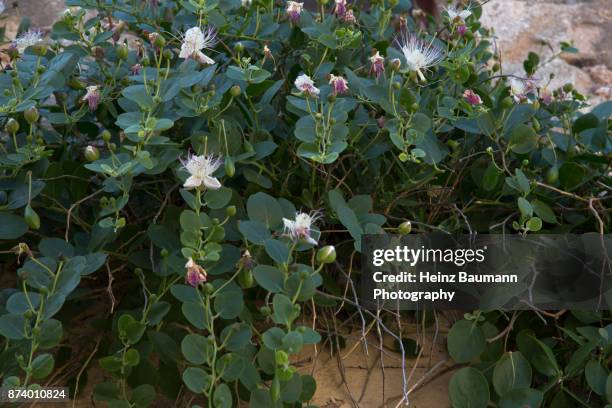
[{"left": 0, "top": 0, "right": 610, "bottom": 407}]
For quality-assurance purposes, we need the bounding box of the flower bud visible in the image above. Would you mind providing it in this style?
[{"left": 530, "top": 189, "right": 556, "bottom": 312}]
[
  {"left": 260, "top": 306, "right": 271, "bottom": 316},
  {"left": 117, "top": 43, "right": 129, "bottom": 60},
  {"left": 501, "top": 96, "right": 514, "bottom": 109},
  {"left": 398, "top": 152, "right": 409, "bottom": 162},
  {"left": 5, "top": 118, "right": 19, "bottom": 134},
  {"left": 234, "top": 42, "right": 244, "bottom": 53},
  {"left": 230, "top": 85, "right": 241, "bottom": 98},
  {"left": 149, "top": 32, "right": 166, "bottom": 48},
  {"left": 84, "top": 146, "right": 100, "bottom": 162},
  {"left": 160, "top": 249, "right": 169, "bottom": 257},
  {"left": 24, "top": 107, "right": 39, "bottom": 124},
  {"left": 398, "top": 220, "right": 412, "bottom": 235},
  {"left": 226, "top": 205, "right": 237, "bottom": 217},
  {"left": 316, "top": 245, "right": 336, "bottom": 264},
  {"left": 24, "top": 205, "right": 40, "bottom": 230},
  {"left": 163, "top": 49, "right": 173, "bottom": 60},
  {"left": 390, "top": 58, "right": 401, "bottom": 72},
  {"left": 102, "top": 130, "right": 112, "bottom": 142}
]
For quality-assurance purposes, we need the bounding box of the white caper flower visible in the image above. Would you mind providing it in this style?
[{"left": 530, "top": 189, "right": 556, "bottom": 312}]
[
  {"left": 396, "top": 32, "right": 445, "bottom": 82},
  {"left": 179, "top": 26, "right": 217, "bottom": 65},
  {"left": 444, "top": 5, "right": 472, "bottom": 23},
  {"left": 509, "top": 78, "right": 537, "bottom": 103},
  {"left": 13, "top": 29, "right": 44, "bottom": 53},
  {"left": 82, "top": 85, "right": 100, "bottom": 111},
  {"left": 294, "top": 74, "right": 320, "bottom": 97},
  {"left": 286, "top": 1, "right": 304, "bottom": 23},
  {"left": 282, "top": 211, "right": 322, "bottom": 245},
  {"left": 180, "top": 152, "right": 223, "bottom": 190}
]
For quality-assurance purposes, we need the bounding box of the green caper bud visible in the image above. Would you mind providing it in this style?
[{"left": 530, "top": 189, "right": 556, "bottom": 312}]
[
  {"left": 5, "top": 118, "right": 19, "bottom": 133},
  {"left": 226, "top": 205, "right": 237, "bottom": 217},
  {"left": 117, "top": 43, "right": 129, "bottom": 60},
  {"left": 316, "top": 245, "right": 336, "bottom": 264},
  {"left": 398, "top": 220, "right": 412, "bottom": 235},
  {"left": 24, "top": 107, "right": 39, "bottom": 124},
  {"left": 84, "top": 146, "right": 100, "bottom": 162},
  {"left": 230, "top": 85, "right": 241, "bottom": 97}
]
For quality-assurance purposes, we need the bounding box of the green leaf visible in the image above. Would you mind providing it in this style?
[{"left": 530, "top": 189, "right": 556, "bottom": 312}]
[
  {"left": 214, "top": 284, "right": 244, "bottom": 319},
  {"left": 125, "top": 348, "right": 140, "bottom": 366},
  {"left": 517, "top": 197, "right": 533, "bottom": 218},
  {"left": 300, "top": 374, "right": 317, "bottom": 402},
  {"left": 31, "top": 353, "right": 54, "bottom": 379},
  {"left": 39, "top": 238, "right": 75, "bottom": 258},
  {"left": 247, "top": 192, "right": 283, "bottom": 228},
  {"left": 447, "top": 320, "right": 486, "bottom": 363},
  {"left": 221, "top": 323, "right": 252, "bottom": 352},
  {"left": 493, "top": 351, "right": 532, "bottom": 396},
  {"left": 262, "top": 327, "right": 285, "bottom": 350},
  {"left": 204, "top": 187, "right": 232, "bottom": 209},
  {"left": 0, "top": 314, "right": 26, "bottom": 340},
  {"left": 531, "top": 200, "right": 557, "bottom": 224},
  {"left": 38, "top": 319, "right": 63, "bottom": 349},
  {"left": 572, "top": 113, "right": 598, "bottom": 134},
  {"left": 253, "top": 265, "right": 284, "bottom": 293},
  {"left": 132, "top": 384, "right": 156, "bottom": 408},
  {"left": 281, "top": 331, "right": 304, "bottom": 354},
  {"left": 272, "top": 294, "right": 299, "bottom": 327},
  {"left": 482, "top": 163, "right": 500, "bottom": 191},
  {"left": 148, "top": 331, "right": 180, "bottom": 365},
  {"left": 238, "top": 220, "right": 271, "bottom": 245},
  {"left": 516, "top": 331, "right": 560, "bottom": 377},
  {"left": 122, "top": 85, "right": 154, "bottom": 109},
  {"left": 515, "top": 169, "right": 531, "bottom": 194},
  {"left": 526, "top": 217, "right": 542, "bottom": 232},
  {"left": 449, "top": 367, "right": 490, "bottom": 408},
  {"left": 499, "top": 388, "right": 543, "bottom": 408},
  {"left": 181, "top": 302, "right": 208, "bottom": 329},
  {"left": 0, "top": 213, "right": 28, "bottom": 239},
  {"left": 182, "top": 367, "right": 211, "bottom": 394},
  {"left": 509, "top": 124, "right": 538, "bottom": 154},
  {"left": 585, "top": 360, "right": 607, "bottom": 396},
  {"left": 213, "top": 383, "right": 232, "bottom": 408},
  {"left": 264, "top": 239, "right": 291, "bottom": 264},
  {"left": 181, "top": 333, "right": 209, "bottom": 365}
]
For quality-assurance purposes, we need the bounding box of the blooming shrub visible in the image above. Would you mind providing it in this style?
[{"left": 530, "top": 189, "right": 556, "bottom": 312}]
[{"left": 0, "top": 0, "right": 610, "bottom": 407}]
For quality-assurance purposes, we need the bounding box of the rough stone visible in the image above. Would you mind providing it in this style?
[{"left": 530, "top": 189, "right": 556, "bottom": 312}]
[{"left": 481, "top": 0, "right": 611, "bottom": 104}]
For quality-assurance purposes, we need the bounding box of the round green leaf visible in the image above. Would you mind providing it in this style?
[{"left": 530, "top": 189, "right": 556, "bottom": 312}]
[
  {"left": 447, "top": 320, "right": 486, "bottom": 363},
  {"left": 31, "top": 353, "right": 54, "bottom": 379},
  {"left": 253, "top": 265, "right": 284, "bottom": 293},
  {"left": 182, "top": 367, "right": 211, "bottom": 394},
  {"left": 449, "top": 367, "right": 489, "bottom": 408},
  {"left": 493, "top": 351, "right": 532, "bottom": 396},
  {"left": 509, "top": 124, "right": 538, "bottom": 154},
  {"left": 181, "top": 333, "right": 209, "bottom": 365},
  {"left": 0, "top": 213, "right": 28, "bottom": 240},
  {"left": 247, "top": 192, "right": 283, "bottom": 228}
]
